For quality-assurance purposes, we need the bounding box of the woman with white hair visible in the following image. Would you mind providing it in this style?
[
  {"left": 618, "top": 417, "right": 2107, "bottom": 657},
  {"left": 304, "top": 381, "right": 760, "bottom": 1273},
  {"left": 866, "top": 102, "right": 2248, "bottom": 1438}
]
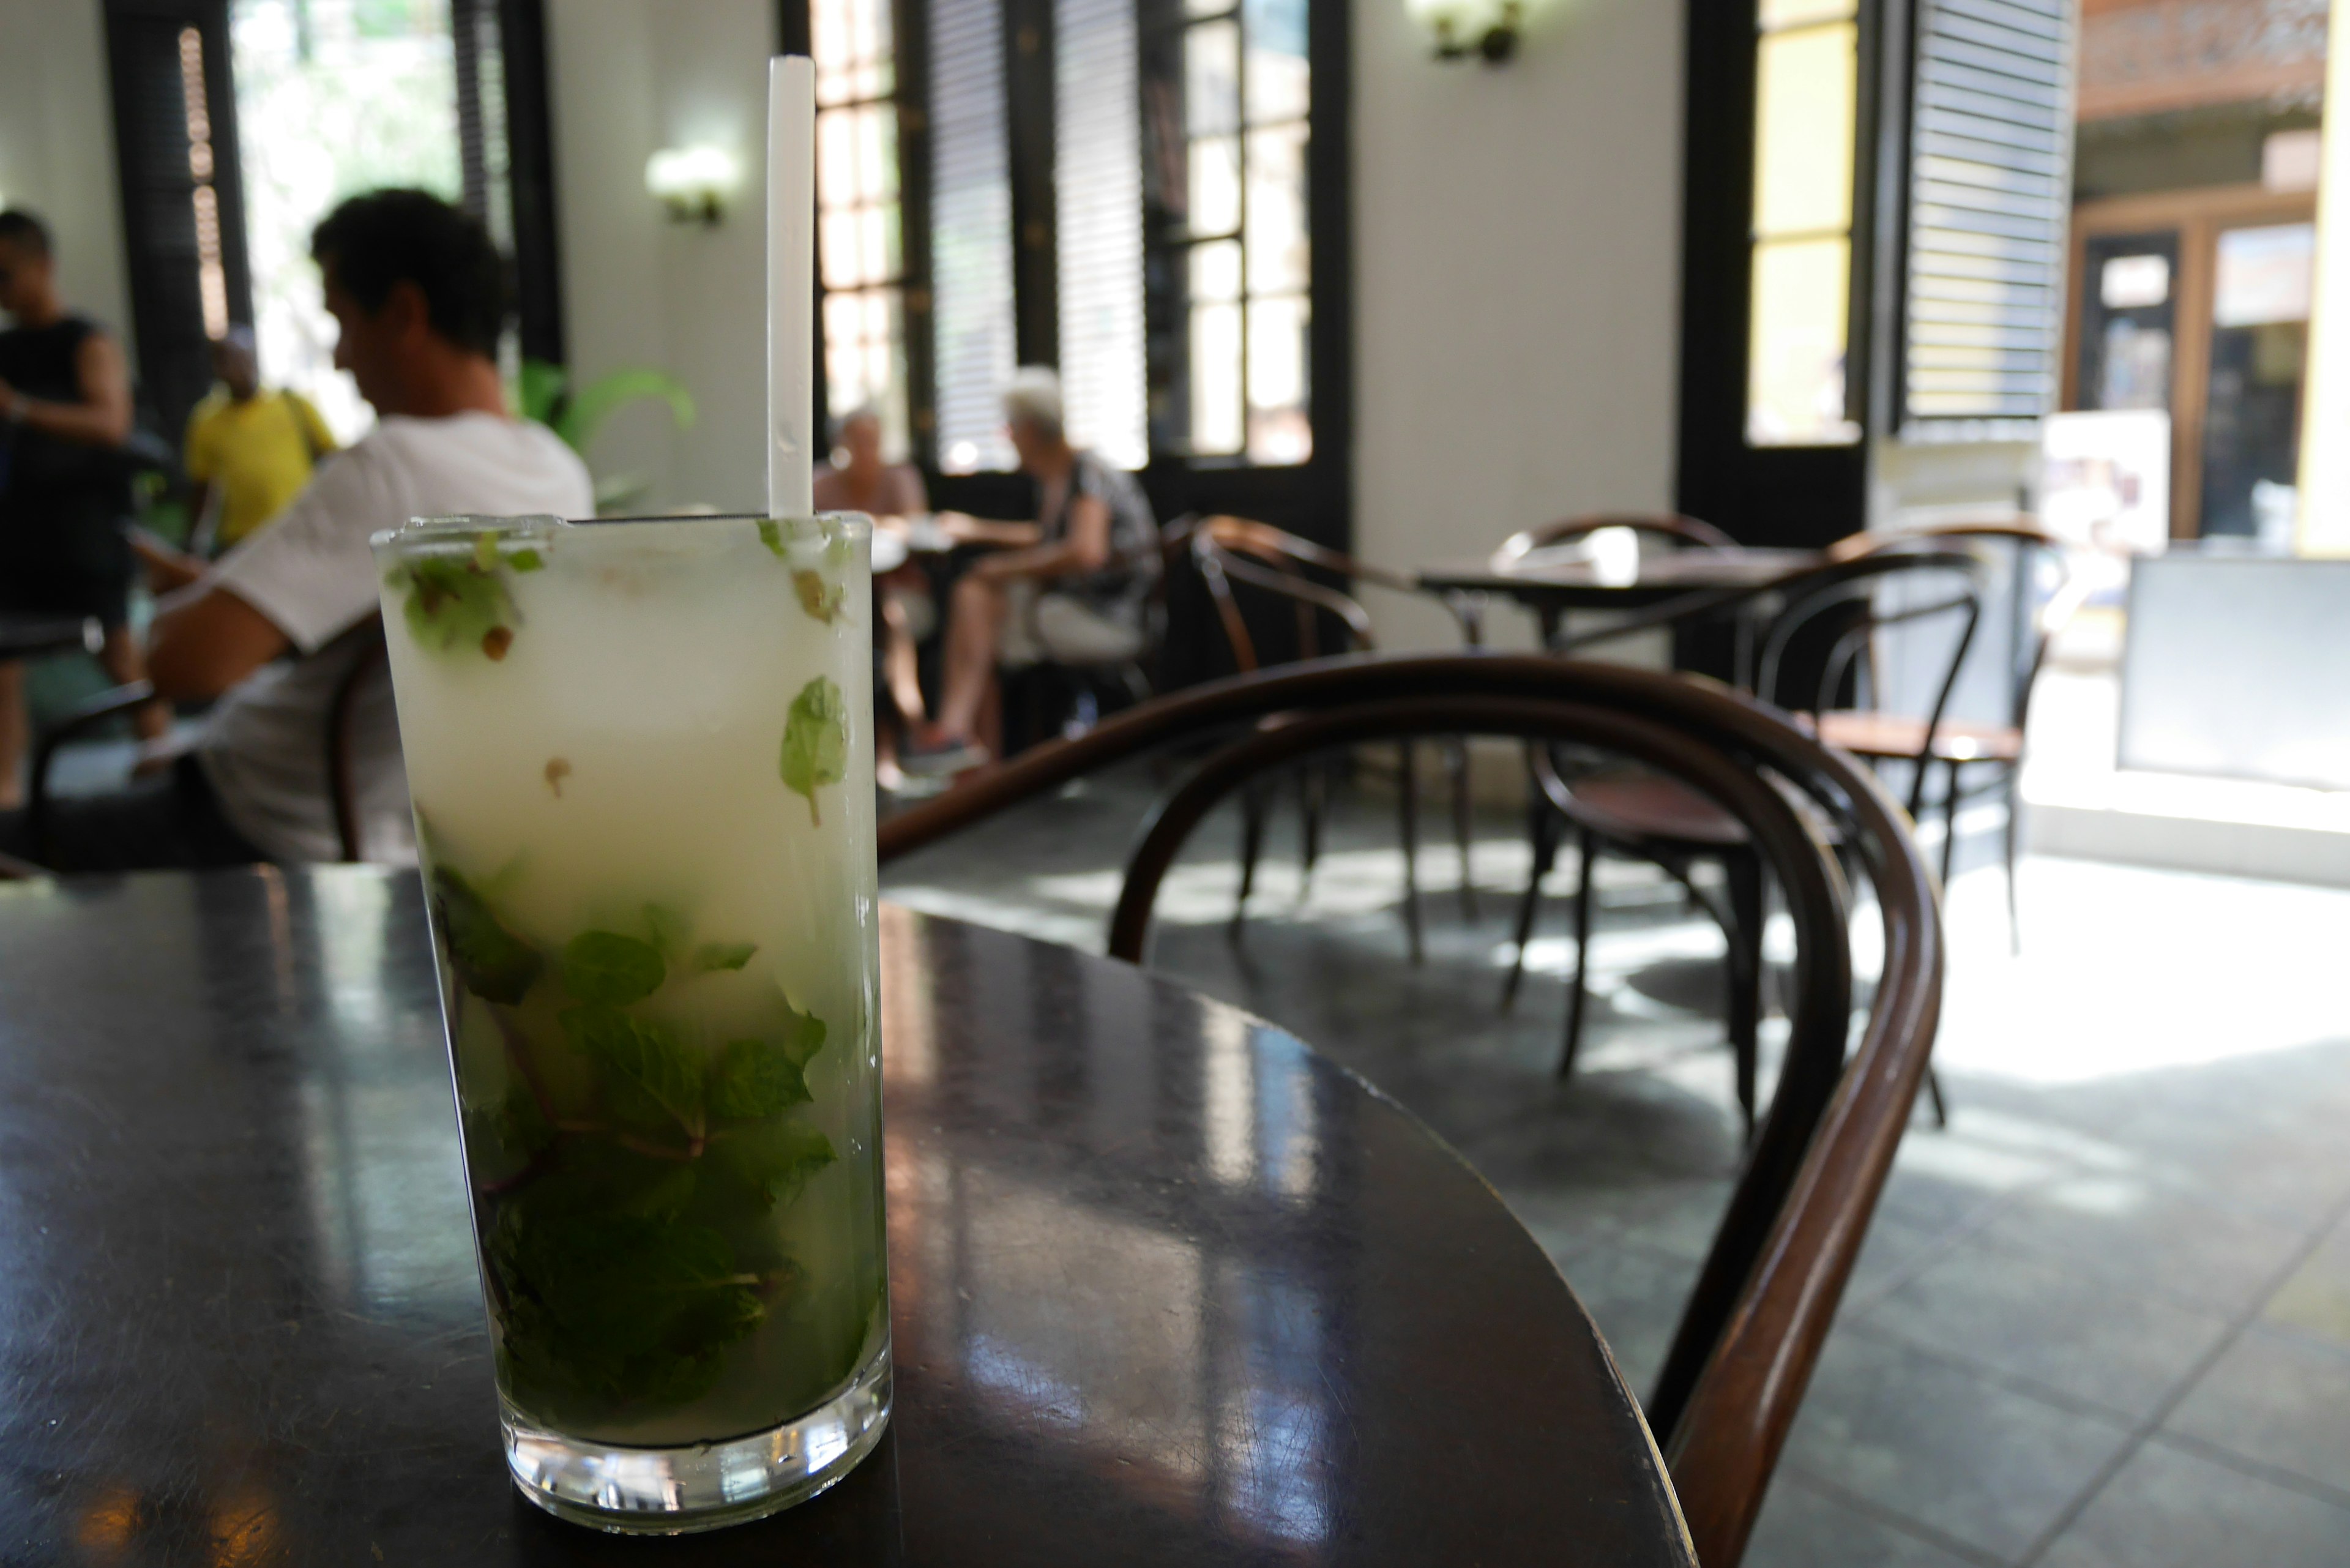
[{"left": 908, "top": 366, "right": 1158, "bottom": 773}]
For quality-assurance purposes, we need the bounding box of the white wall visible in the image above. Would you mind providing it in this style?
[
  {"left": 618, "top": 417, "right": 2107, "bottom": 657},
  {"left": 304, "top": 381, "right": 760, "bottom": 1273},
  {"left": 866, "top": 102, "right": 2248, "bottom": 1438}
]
[
  {"left": 1350, "top": 0, "right": 1685, "bottom": 650},
  {"left": 0, "top": 0, "right": 132, "bottom": 350},
  {"left": 546, "top": 0, "right": 772, "bottom": 511}
]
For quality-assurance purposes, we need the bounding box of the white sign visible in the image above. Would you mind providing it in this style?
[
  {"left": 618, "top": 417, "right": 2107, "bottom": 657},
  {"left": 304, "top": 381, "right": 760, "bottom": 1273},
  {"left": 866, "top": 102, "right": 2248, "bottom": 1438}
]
[
  {"left": 2101, "top": 253, "right": 2171, "bottom": 310},
  {"left": 2214, "top": 224, "right": 2315, "bottom": 328},
  {"left": 2041, "top": 409, "right": 2171, "bottom": 558}
]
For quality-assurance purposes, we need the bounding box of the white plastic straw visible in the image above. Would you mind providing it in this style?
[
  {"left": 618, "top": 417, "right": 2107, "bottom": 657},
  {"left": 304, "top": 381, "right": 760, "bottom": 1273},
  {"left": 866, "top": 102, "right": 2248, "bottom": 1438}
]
[{"left": 767, "top": 55, "right": 816, "bottom": 521}]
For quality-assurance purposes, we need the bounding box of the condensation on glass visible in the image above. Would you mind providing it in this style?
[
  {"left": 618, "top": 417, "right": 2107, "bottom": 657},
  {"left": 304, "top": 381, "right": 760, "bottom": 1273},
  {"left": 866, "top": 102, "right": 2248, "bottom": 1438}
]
[
  {"left": 1146, "top": 0, "right": 1312, "bottom": 465},
  {"left": 1745, "top": 0, "right": 1861, "bottom": 448},
  {"left": 814, "top": 0, "right": 912, "bottom": 464}
]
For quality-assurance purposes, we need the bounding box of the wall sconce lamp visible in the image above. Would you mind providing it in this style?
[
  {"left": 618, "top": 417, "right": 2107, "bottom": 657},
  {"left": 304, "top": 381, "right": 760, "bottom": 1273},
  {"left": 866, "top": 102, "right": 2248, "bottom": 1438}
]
[
  {"left": 1407, "top": 0, "right": 1521, "bottom": 62},
  {"left": 645, "top": 146, "right": 740, "bottom": 226}
]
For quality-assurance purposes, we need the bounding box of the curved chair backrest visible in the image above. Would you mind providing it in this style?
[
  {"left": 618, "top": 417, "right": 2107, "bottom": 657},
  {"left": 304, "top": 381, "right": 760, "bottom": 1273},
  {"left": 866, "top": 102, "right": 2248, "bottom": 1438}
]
[
  {"left": 325, "top": 619, "right": 391, "bottom": 864},
  {"left": 1192, "top": 515, "right": 1386, "bottom": 673},
  {"left": 1494, "top": 512, "right": 1737, "bottom": 567},
  {"left": 1832, "top": 518, "right": 2078, "bottom": 735},
  {"left": 1754, "top": 549, "right": 1986, "bottom": 811},
  {"left": 880, "top": 654, "right": 1944, "bottom": 1567}
]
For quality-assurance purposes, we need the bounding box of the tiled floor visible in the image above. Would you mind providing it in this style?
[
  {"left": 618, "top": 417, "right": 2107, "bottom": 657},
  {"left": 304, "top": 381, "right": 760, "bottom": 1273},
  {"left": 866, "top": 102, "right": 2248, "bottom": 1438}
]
[{"left": 880, "top": 763, "right": 2350, "bottom": 1567}]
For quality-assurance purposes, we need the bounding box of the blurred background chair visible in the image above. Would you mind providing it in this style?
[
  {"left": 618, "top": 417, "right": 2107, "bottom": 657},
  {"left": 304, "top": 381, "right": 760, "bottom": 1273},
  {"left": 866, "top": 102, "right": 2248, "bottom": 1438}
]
[
  {"left": 1504, "top": 547, "right": 1985, "bottom": 1136},
  {"left": 1192, "top": 515, "right": 1482, "bottom": 958}
]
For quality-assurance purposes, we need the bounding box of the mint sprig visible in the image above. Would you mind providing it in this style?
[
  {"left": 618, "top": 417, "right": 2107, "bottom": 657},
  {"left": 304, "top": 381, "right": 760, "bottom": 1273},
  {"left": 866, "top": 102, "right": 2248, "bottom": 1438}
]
[{"left": 780, "top": 676, "right": 848, "bottom": 826}]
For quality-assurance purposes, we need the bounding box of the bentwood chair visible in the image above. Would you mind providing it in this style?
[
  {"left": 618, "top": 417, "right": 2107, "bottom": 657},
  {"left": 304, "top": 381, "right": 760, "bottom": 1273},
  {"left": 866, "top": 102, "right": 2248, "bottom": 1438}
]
[
  {"left": 878, "top": 653, "right": 1946, "bottom": 1568},
  {"left": 1825, "top": 519, "right": 2077, "bottom": 950},
  {"left": 1504, "top": 549, "right": 1983, "bottom": 1135},
  {"left": 24, "top": 618, "right": 391, "bottom": 868},
  {"left": 1192, "top": 516, "right": 1481, "bottom": 957}
]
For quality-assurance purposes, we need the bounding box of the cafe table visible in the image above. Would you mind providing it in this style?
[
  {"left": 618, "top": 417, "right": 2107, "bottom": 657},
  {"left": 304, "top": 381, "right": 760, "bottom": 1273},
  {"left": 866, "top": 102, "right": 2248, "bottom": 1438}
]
[
  {"left": 0, "top": 866, "right": 1695, "bottom": 1566},
  {"left": 1417, "top": 547, "right": 1822, "bottom": 656}
]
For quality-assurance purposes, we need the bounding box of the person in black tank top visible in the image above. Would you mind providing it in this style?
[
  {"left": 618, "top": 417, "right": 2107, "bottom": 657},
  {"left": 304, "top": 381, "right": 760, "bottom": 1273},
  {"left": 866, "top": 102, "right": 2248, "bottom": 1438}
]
[{"left": 0, "top": 209, "right": 168, "bottom": 810}]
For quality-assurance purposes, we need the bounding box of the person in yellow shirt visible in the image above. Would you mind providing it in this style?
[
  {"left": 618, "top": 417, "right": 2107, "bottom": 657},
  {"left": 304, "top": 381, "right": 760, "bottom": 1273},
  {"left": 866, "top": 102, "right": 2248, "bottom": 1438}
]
[{"left": 182, "top": 326, "right": 336, "bottom": 552}]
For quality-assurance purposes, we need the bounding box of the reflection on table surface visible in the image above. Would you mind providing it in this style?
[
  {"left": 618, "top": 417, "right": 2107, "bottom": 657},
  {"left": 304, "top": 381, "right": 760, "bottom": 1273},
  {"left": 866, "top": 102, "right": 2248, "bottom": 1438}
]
[{"left": 0, "top": 867, "right": 1688, "bottom": 1566}]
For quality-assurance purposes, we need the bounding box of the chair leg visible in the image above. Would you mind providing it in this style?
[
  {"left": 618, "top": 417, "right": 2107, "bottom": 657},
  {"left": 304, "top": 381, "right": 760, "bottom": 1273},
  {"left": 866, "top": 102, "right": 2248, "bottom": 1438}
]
[
  {"left": 1723, "top": 848, "right": 1764, "bottom": 1141},
  {"left": 1450, "top": 737, "right": 1478, "bottom": 920},
  {"left": 2002, "top": 766, "right": 2022, "bottom": 955},
  {"left": 1925, "top": 1065, "right": 1950, "bottom": 1127},
  {"left": 1233, "top": 780, "right": 1267, "bottom": 933},
  {"left": 1300, "top": 764, "right": 1324, "bottom": 892},
  {"left": 1398, "top": 739, "right": 1424, "bottom": 965},
  {"left": 1559, "top": 825, "right": 1596, "bottom": 1081},
  {"left": 1937, "top": 760, "right": 1961, "bottom": 898},
  {"left": 1502, "top": 798, "right": 1556, "bottom": 1014}
]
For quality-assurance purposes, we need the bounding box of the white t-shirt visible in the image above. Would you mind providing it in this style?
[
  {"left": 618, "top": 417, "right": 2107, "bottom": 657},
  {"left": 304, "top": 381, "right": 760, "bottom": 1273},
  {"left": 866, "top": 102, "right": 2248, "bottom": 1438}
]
[{"left": 200, "top": 413, "right": 593, "bottom": 864}]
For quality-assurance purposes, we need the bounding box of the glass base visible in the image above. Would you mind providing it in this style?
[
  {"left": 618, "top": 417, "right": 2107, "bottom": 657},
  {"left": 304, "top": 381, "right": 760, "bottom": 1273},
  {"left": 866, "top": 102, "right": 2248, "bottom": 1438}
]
[{"left": 504, "top": 1342, "right": 893, "bottom": 1535}]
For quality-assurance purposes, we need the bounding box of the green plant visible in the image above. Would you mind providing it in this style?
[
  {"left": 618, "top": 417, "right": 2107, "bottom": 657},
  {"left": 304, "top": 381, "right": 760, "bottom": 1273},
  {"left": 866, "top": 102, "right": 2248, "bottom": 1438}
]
[{"left": 520, "top": 359, "right": 697, "bottom": 456}]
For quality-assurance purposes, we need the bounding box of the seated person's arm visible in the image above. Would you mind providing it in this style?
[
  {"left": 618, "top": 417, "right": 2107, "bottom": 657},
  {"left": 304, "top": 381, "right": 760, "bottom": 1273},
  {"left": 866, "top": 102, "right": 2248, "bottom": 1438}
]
[
  {"left": 127, "top": 525, "right": 207, "bottom": 595},
  {"left": 145, "top": 583, "right": 290, "bottom": 703},
  {"left": 936, "top": 511, "right": 1042, "bottom": 548},
  {"left": 970, "top": 494, "right": 1111, "bottom": 583},
  {"left": 0, "top": 331, "right": 133, "bottom": 447}
]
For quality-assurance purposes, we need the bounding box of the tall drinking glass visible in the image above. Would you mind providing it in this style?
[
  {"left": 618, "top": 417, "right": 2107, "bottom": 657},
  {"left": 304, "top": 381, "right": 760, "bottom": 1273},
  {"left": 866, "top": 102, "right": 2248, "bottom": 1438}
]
[{"left": 372, "top": 513, "right": 889, "bottom": 1533}]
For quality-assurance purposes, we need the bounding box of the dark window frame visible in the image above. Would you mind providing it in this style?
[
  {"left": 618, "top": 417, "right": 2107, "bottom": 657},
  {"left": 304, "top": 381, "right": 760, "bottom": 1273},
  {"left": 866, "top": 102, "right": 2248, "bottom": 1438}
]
[
  {"left": 103, "top": 0, "right": 565, "bottom": 442},
  {"left": 781, "top": 0, "right": 1351, "bottom": 548}
]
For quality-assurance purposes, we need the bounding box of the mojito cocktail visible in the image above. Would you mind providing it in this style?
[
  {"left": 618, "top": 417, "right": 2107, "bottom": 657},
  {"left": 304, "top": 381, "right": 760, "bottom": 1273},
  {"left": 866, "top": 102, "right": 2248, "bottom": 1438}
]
[{"left": 373, "top": 513, "right": 889, "bottom": 1532}]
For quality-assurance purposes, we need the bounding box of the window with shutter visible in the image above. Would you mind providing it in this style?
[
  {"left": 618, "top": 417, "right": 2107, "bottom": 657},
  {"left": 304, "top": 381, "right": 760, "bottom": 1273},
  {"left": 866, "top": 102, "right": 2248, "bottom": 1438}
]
[
  {"left": 1899, "top": 0, "right": 2075, "bottom": 435},
  {"left": 928, "top": 0, "right": 1020, "bottom": 472},
  {"left": 813, "top": 0, "right": 916, "bottom": 460},
  {"left": 1054, "top": 0, "right": 1147, "bottom": 469}
]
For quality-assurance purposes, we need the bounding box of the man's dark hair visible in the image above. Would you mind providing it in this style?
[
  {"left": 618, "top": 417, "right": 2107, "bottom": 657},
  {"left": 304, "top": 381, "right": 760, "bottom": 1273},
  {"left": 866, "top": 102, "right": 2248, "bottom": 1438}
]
[
  {"left": 0, "top": 209, "right": 54, "bottom": 259},
  {"left": 310, "top": 189, "right": 507, "bottom": 357}
]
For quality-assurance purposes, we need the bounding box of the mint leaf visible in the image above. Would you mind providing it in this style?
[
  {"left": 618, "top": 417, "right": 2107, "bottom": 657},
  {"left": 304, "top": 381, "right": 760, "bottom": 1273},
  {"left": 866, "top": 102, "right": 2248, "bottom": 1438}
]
[
  {"left": 493, "top": 1079, "right": 554, "bottom": 1160},
  {"left": 561, "top": 930, "right": 666, "bottom": 1006},
  {"left": 399, "top": 554, "right": 518, "bottom": 661},
  {"left": 707, "top": 1037, "right": 812, "bottom": 1121},
  {"left": 757, "top": 518, "right": 787, "bottom": 558},
  {"left": 776, "top": 991, "right": 828, "bottom": 1068},
  {"left": 793, "top": 569, "right": 845, "bottom": 624},
  {"left": 642, "top": 903, "right": 690, "bottom": 958},
  {"left": 432, "top": 865, "right": 542, "bottom": 1004},
  {"left": 693, "top": 940, "right": 757, "bottom": 973},
  {"left": 474, "top": 531, "right": 501, "bottom": 573},
  {"left": 709, "top": 1121, "right": 835, "bottom": 1209},
  {"left": 488, "top": 1206, "right": 764, "bottom": 1408},
  {"left": 561, "top": 1004, "right": 704, "bottom": 1138},
  {"left": 780, "top": 676, "right": 849, "bottom": 826},
  {"left": 510, "top": 548, "right": 546, "bottom": 572}
]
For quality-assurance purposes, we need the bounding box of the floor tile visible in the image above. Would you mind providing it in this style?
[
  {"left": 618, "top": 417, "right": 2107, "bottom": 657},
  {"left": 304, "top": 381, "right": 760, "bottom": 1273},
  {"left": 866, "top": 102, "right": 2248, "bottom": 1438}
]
[
  {"left": 1744, "top": 1474, "right": 1990, "bottom": 1568},
  {"left": 2035, "top": 1439, "right": 2350, "bottom": 1568},
  {"left": 1858, "top": 1234, "right": 2236, "bottom": 1421},
  {"left": 1780, "top": 1329, "right": 2133, "bottom": 1562},
  {"left": 2261, "top": 1214, "right": 2350, "bottom": 1352},
  {"left": 1961, "top": 1173, "right": 2311, "bottom": 1318},
  {"left": 2165, "top": 1326, "right": 2350, "bottom": 1498},
  {"left": 1548, "top": 1240, "right": 1704, "bottom": 1398}
]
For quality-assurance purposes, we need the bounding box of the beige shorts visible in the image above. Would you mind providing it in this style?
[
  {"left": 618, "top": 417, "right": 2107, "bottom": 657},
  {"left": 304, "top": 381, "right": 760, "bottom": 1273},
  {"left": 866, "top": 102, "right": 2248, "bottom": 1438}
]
[{"left": 1000, "top": 581, "right": 1146, "bottom": 668}]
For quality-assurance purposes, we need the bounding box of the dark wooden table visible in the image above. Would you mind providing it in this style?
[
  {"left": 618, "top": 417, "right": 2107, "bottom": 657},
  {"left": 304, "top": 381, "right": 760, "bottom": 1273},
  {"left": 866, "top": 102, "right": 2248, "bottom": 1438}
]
[
  {"left": 1419, "top": 548, "right": 1823, "bottom": 675},
  {"left": 0, "top": 867, "right": 1693, "bottom": 1566},
  {"left": 0, "top": 611, "right": 100, "bottom": 662}
]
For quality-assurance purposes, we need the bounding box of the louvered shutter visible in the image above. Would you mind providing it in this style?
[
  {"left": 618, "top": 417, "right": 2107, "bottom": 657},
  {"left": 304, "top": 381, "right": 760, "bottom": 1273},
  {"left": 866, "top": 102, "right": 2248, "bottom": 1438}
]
[
  {"left": 1053, "top": 0, "right": 1147, "bottom": 469},
  {"left": 929, "top": 0, "right": 1020, "bottom": 471},
  {"left": 1900, "top": 0, "right": 2076, "bottom": 433}
]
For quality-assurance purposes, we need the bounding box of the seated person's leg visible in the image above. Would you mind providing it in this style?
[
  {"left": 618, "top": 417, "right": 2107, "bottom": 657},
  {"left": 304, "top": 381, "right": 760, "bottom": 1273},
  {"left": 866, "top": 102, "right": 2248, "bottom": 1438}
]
[
  {"left": 0, "top": 756, "right": 265, "bottom": 873},
  {"left": 1032, "top": 593, "right": 1145, "bottom": 666},
  {"left": 926, "top": 572, "right": 1011, "bottom": 756}
]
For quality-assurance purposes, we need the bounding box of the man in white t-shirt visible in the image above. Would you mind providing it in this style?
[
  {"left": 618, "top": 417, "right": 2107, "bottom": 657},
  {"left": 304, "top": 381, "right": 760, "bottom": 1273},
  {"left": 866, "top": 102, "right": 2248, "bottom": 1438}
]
[{"left": 2, "top": 190, "right": 590, "bottom": 871}]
